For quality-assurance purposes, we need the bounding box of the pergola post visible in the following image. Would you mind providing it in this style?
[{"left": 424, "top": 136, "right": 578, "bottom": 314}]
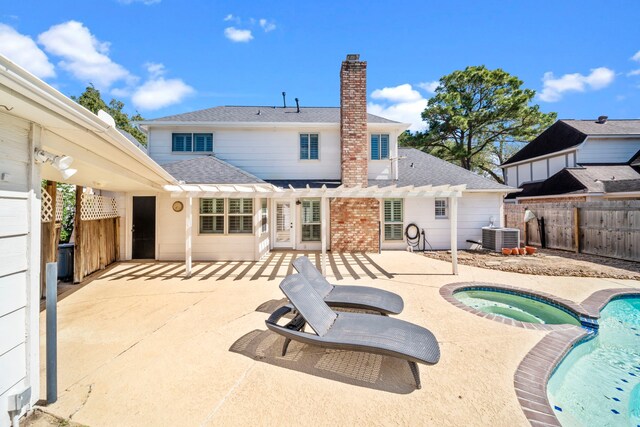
[
  {"left": 320, "top": 195, "right": 327, "bottom": 276},
  {"left": 449, "top": 196, "right": 458, "bottom": 275},
  {"left": 185, "top": 195, "right": 192, "bottom": 278}
]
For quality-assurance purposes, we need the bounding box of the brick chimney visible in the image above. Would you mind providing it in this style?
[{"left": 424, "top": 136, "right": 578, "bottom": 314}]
[
  {"left": 340, "top": 54, "right": 368, "bottom": 188},
  {"left": 331, "top": 54, "right": 380, "bottom": 253}
]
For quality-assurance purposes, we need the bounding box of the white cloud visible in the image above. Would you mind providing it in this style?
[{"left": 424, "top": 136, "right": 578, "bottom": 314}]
[
  {"left": 417, "top": 81, "right": 439, "bottom": 93},
  {"left": 632, "top": 51, "right": 640, "bottom": 62},
  {"left": 538, "top": 67, "right": 615, "bottom": 102},
  {"left": 369, "top": 84, "right": 428, "bottom": 132},
  {"left": 131, "top": 63, "right": 193, "bottom": 110},
  {"left": 38, "top": 21, "right": 130, "bottom": 88},
  {"left": 224, "top": 14, "right": 234, "bottom": 21},
  {"left": 145, "top": 62, "right": 165, "bottom": 79},
  {"left": 117, "top": 0, "right": 161, "bottom": 5},
  {"left": 371, "top": 83, "right": 423, "bottom": 103},
  {"left": 628, "top": 69, "right": 640, "bottom": 77},
  {"left": 224, "top": 27, "right": 253, "bottom": 43},
  {"left": 0, "top": 24, "right": 55, "bottom": 78},
  {"left": 259, "top": 19, "right": 276, "bottom": 32}
]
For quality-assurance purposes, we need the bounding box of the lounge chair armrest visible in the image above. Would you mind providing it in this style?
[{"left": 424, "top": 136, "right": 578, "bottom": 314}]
[{"left": 266, "top": 305, "right": 293, "bottom": 326}]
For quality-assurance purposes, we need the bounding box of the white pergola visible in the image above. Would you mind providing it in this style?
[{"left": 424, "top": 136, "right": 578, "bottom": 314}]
[{"left": 164, "top": 183, "right": 466, "bottom": 278}]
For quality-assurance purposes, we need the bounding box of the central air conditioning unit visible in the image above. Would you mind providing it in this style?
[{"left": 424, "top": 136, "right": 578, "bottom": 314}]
[{"left": 481, "top": 227, "right": 521, "bottom": 252}]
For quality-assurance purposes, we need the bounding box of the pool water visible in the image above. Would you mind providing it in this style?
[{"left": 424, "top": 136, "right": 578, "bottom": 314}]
[
  {"left": 547, "top": 297, "right": 640, "bottom": 426},
  {"left": 454, "top": 290, "right": 581, "bottom": 326}
]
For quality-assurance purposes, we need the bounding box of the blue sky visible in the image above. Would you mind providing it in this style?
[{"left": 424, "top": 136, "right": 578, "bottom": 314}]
[{"left": 1, "top": 0, "right": 639, "bottom": 131}]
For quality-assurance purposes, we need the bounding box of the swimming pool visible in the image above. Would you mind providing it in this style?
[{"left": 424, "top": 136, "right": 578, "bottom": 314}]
[
  {"left": 547, "top": 297, "right": 640, "bottom": 426},
  {"left": 453, "top": 289, "right": 581, "bottom": 326}
]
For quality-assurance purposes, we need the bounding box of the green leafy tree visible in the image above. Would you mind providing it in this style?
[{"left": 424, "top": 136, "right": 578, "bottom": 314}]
[
  {"left": 402, "top": 66, "right": 556, "bottom": 183},
  {"left": 71, "top": 84, "right": 147, "bottom": 146},
  {"left": 57, "top": 183, "right": 76, "bottom": 243}
]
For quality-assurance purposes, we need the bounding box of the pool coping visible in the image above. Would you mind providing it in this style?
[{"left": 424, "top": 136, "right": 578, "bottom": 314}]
[{"left": 439, "top": 282, "right": 640, "bottom": 427}]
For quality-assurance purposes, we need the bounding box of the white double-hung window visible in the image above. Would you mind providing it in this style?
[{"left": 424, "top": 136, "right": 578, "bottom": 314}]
[
  {"left": 384, "top": 199, "right": 403, "bottom": 240},
  {"left": 435, "top": 199, "right": 448, "bottom": 219},
  {"left": 301, "top": 199, "right": 321, "bottom": 241}
]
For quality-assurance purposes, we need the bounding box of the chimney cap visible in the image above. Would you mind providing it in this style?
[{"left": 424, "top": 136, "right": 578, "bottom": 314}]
[
  {"left": 596, "top": 115, "right": 608, "bottom": 124},
  {"left": 345, "top": 54, "right": 360, "bottom": 62}
]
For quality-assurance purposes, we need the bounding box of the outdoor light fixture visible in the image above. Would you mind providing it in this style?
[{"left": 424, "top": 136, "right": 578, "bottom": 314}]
[
  {"left": 523, "top": 208, "right": 536, "bottom": 223},
  {"left": 34, "top": 148, "right": 77, "bottom": 179}
]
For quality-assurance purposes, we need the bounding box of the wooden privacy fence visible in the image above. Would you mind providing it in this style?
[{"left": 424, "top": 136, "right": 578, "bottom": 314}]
[
  {"left": 504, "top": 200, "right": 640, "bottom": 262},
  {"left": 74, "top": 189, "right": 120, "bottom": 283},
  {"left": 41, "top": 183, "right": 120, "bottom": 291}
]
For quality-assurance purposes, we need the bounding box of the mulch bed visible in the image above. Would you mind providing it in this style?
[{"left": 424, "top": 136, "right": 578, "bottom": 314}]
[{"left": 422, "top": 248, "right": 640, "bottom": 280}]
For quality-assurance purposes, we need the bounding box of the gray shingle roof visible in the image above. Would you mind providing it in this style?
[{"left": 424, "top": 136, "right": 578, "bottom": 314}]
[
  {"left": 502, "top": 119, "right": 640, "bottom": 166},
  {"left": 161, "top": 156, "right": 265, "bottom": 184},
  {"left": 372, "top": 148, "right": 514, "bottom": 191},
  {"left": 566, "top": 165, "right": 640, "bottom": 192},
  {"left": 561, "top": 119, "right": 640, "bottom": 135},
  {"left": 505, "top": 164, "right": 640, "bottom": 199},
  {"left": 144, "top": 106, "right": 400, "bottom": 124}
]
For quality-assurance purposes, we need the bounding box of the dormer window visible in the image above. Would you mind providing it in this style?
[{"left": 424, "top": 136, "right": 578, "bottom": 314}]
[
  {"left": 370, "top": 134, "right": 389, "bottom": 160},
  {"left": 172, "top": 133, "right": 213, "bottom": 152}
]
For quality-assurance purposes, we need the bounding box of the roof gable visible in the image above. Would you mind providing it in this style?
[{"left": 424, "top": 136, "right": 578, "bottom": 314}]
[{"left": 502, "top": 121, "right": 586, "bottom": 166}]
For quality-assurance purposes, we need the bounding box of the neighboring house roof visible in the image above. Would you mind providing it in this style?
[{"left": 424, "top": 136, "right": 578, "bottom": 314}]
[
  {"left": 372, "top": 148, "right": 514, "bottom": 191},
  {"left": 505, "top": 165, "right": 640, "bottom": 199},
  {"left": 502, "top": 121, "right": 586, "bottom": 166},
  {"left": 502, "top": 119, "right": 640, "bottom": 166},
  {"left": 161, "top": 156, "right": 265, "bottom": 184},
  {"left": 630, "top": 149, "right": 640, "bottom": 168},
  {"left": 141, "top": 106, "right": 400, "bottom": 125}
]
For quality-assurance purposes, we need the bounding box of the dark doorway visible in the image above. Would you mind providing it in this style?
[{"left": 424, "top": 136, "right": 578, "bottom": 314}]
[{"left": 132, "top": 196, "right": 156, "bottom": 259}]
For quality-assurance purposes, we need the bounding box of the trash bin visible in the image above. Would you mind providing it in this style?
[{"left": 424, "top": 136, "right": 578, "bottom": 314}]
[{"left": 57, "top": 243, "right": 74, "bottom": 281}]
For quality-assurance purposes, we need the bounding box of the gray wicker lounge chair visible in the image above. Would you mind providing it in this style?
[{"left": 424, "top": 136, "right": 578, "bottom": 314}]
[
  {"left": 291, "top": 256, "right": 404, "bottom": 315},
  {"left": 265, "top": 274, "right": 440, "bottom": 389}
]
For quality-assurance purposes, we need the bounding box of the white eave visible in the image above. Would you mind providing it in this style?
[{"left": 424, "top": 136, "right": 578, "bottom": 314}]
[
  {"left": 500, "top": 146, "right": 579, "bottom": 169},
  {"left": 0, "top": 54, "right": 177, "bottom": 191}
]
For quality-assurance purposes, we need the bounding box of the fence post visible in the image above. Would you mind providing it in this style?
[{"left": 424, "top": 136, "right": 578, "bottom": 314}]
[{"left": 573, "top": 207, "right": 580, "bottom": 253}]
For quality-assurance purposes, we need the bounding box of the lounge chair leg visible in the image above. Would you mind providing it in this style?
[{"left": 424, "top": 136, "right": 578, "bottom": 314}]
[
  {"left": 408, "top": 361, "right": 421, "bottom": 389},
  {"left": 282, "top": 338, "right": 291, "bottom": 356}
]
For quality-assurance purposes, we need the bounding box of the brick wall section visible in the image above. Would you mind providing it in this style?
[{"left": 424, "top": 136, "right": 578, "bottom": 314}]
[
  {"left": 330, "top": 198, "right": 380, "bottom": 252},
  {"left": 340, "top": 55, "right": 368, "bottom": 188}
]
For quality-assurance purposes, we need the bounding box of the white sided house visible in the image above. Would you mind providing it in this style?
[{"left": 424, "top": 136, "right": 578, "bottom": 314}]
[
  {"left": 501, "top": 117, "right": 640, "bottom": 203},
  {"left": 137, "top": 54, "right": 514, "bottom": 269}
]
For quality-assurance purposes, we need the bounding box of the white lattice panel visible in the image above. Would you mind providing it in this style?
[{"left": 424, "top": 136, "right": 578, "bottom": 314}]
[
  {"left": 41, "top": 187, "right": 53, "bottom": 223},
  {"left": 80, "top": 193, "right": 119, "bottom": 221},
  {"left": 56, "top": 191, "right": 63, "bottom": 222}
]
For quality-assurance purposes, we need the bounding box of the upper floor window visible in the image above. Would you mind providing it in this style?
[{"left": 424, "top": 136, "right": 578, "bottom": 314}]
[
  {"left": 435, "top": 198, "right": 448, "bottom": 219},
  {"left": 371, "top": 134, "right": 389, "bottom": 160},
  {"left": 300, "top": 133, "right": 319, "bottom": 160},
  {"left": 173, "top": 133, "right": 213, "bottom": 152}
]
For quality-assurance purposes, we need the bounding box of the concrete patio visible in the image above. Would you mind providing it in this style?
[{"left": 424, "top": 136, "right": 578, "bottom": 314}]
[{"left": 38, "top": 251, "right": 639, "bottom": 426}]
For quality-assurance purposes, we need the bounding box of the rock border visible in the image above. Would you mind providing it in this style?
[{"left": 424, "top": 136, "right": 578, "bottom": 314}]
[{"left": 439, "top": 282, "right": 640, "bottom": 426}]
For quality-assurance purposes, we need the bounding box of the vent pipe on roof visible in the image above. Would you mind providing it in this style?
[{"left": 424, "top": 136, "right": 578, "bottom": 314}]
[
  {"left": 282, "top": 92, "right": 286, "bottom": 108},
  {"left": 295, "top": 98, "right": 300, "bottom": 113},
  {"left": 596, "top": 115, "right": 608, "bottom": 124}
]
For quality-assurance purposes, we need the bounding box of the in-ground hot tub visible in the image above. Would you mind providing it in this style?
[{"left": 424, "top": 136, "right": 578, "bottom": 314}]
[{"left": 453, "top": 288, "right": 581, "bottom": 326}]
